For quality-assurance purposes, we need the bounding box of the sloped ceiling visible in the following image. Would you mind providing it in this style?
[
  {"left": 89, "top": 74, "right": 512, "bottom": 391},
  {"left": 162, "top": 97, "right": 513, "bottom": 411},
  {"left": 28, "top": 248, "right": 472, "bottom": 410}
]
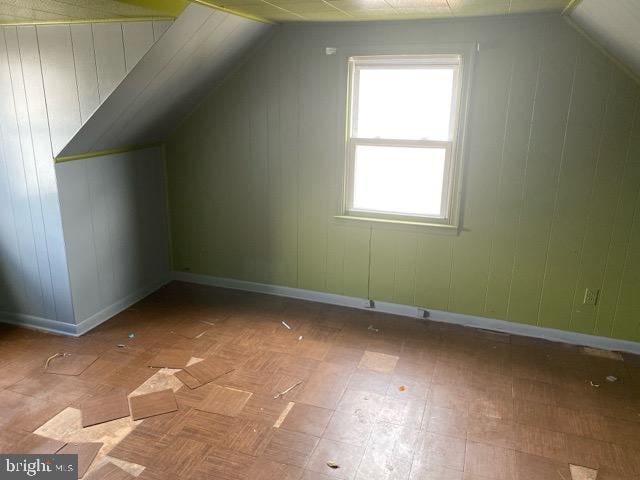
[
  {"left": 0, "top": 0, "right": 187, "bottom": 24},
  {"left": 0, "top": 0, "right": 575, "bottom": 24},
  {"left": 186, "top": 0, "right": 571, "bottom": 22},
  {"left": 57, "top": 3, "right": 272, "bottom": 159},
  {"left": 569, "top": 0, "right": 640, "bottom": 80}
]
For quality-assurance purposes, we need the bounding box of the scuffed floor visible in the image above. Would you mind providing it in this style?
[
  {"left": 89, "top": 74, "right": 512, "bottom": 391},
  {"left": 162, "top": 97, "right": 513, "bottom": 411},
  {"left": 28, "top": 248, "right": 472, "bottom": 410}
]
[{"left": 1, "top": 281, "right": 640, "bottom": 479}]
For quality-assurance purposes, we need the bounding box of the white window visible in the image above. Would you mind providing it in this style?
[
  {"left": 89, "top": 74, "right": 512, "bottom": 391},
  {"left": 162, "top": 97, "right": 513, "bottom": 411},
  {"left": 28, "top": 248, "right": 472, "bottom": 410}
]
[{"left": 345, "top": 55, "right": 464, "bottom": 226}]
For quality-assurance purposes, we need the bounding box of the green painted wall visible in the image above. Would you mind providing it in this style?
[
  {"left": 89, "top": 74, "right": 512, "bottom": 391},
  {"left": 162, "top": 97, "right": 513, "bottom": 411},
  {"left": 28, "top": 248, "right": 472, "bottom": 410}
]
[{"left": 166, "top": 14, "right": 640, "bottom": 342}]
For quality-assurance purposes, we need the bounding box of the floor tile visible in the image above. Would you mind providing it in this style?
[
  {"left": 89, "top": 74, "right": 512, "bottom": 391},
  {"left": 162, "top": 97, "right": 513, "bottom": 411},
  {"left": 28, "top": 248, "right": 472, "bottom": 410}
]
[
  {"left": 147, "top": 349, "right": 192, "bottom": 369},
  {"left": 151, "top": 437, "right": 211, "bottom": 477},
  {"left": 358, "top": 351, "right": 399, "bottom": 374},
  {"left": 129, "top": 389, "right": 178, "bottom": 421},
  {"left": 81, "top": 389, "right": 130, "bottom": 427},
  {"left": 44, "top": 354, "right": 99, "bottom": 376},
  {"left": 84, "top": 463, "right": 135, "bottom": 480},
  {"left": 464, "top": 441, "right": 515, "bottom": 480},
  {"left": 57, "top": 442, "right": 103, "bottom": 478},
  {"left": 306, "top": 438, "right": 365, "bottom": 479},
  {"left": 411, "top": 433, "right": 466, "bottom": 472},
  {"left": 184, "top": 357, "right": 234, "bottom": 385},
  {"left": 262, "top": 428, "right": 320, "bottom": 467},
  {"left": 197, "top": 385, "right": 252, "bottom": 417},
  {"left": 174, "top": 369, "right": 203, "bottom": 389},
  {"left": 7, "top": 433, "right": 66, "bottom": 454},
  {"left": 323, "top": 410, "right": 373, "bottom": 447},
  {"left": 280, "top": 403, "right": 333, "bottom": 437}
]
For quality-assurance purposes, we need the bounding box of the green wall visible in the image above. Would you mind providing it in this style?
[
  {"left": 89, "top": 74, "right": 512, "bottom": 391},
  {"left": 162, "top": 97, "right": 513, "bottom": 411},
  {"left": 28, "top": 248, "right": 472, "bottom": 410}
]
[{"left": 166, "top": 14, "right": 640, "bottom": 342}]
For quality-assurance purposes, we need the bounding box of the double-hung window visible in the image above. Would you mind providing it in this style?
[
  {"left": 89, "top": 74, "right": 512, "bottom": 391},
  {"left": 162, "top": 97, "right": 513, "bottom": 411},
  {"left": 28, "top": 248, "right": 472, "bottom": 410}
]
[{"left": 344, "top": 54, "right": 465, "bottom": 226}]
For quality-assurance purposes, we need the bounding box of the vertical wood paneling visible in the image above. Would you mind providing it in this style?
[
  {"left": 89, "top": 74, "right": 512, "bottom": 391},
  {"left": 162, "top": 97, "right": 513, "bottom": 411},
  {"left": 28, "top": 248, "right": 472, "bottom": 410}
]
[
  {"left": 152, "top": 20, "right": 172, "bottom": 41},
  {"left": 507, "top": 20, "right": 579, "bottom": 326},
  {"left": 166, "top": 15, "right": 640, "bottom": 342},
  {"left": 415, "top": 234, "right": 454, "bottom": 311},
  {"left": 537, "top": 39, "right": 611, "bottom": 332},
  {"left": 18, "top": 25, "right": 75, "bottom": 323},
  {"left": 297, "top": 35, "right": 337, "bottom": 292},
  {"left": 122, "top": 22, "right": 154, "bottom": 72},
  {"left": 448, "top": 36, "right": 513, "bottom": 316},
  {"left": 570, "top": 71, "right": 638, "bottom": 333},
  {"left": 70, "top": 24, "right": 100, "bottom": 123},
  {"left": 56, "top": 147, "right": 170, "bottom": 321},
  {"left": 483, "top": 27, "right": 543, "bottom": 320},
  {"left": 3, "top": 27, "right": 47, "bottom": 317},
  {"left": 595, "top": 101, "right": 640, "bottom": 338},
  {"left": 38, "top": 25, "right": 82, "bottom": 155},
  {"left": 0, "top": 30, "right": 28, "bottom": 313},
  {"left": 0, "top": 19, "right": 162, "bottom": 326},
  {"left": 92, "top": 23, "right": 126, "bottom": 101}
]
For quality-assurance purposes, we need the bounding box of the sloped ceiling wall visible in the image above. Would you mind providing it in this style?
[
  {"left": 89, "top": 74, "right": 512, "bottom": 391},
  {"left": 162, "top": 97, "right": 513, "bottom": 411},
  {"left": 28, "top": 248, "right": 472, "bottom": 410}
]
[
  {"left": 569, "top": 0, "right": 640, "bottom": 79},
  {"left": 58, "top": 3, "right": 273, "bottom": 159}
]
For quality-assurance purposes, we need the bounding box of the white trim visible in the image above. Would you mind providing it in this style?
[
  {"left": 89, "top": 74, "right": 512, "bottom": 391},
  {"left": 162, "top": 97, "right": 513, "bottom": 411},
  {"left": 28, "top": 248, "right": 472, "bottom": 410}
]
[
  {"left": 74, "top": 276, "right": 172, "bottom": 335},
  {"left": 0, "top": 275, "right": 171, "bottom": 337},
  {"left": 174, "top": 271, "right": 640, "bottom": 355},
  {"left": 0, "top": 311, "right": 77, "bottom": 336}
]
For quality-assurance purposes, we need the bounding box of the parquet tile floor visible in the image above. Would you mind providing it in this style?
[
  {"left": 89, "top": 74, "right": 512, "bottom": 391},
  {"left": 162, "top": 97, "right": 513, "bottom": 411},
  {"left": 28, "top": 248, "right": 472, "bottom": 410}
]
[{"left": 1, "top": 281, "right": 640, "bottom": 479}]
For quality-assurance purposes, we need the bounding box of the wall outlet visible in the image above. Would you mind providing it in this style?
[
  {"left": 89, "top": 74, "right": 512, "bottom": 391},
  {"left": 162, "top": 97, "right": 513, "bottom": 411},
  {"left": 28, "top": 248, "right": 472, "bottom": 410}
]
[{"left": 583, "top": 288, "right": 599, "bottom": 306}]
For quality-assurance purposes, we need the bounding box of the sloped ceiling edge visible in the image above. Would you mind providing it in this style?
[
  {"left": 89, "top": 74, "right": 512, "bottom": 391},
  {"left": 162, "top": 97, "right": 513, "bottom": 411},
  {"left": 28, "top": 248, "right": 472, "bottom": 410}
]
[{"left": 57, "top": 3, "right": 273, "bottom": 159}]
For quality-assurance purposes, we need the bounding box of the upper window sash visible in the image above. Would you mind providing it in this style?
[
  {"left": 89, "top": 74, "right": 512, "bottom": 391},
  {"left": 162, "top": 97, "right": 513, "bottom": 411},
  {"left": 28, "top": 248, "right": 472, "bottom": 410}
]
[{"left": 348, "top": 55, "right": 462, "bottom": 143}]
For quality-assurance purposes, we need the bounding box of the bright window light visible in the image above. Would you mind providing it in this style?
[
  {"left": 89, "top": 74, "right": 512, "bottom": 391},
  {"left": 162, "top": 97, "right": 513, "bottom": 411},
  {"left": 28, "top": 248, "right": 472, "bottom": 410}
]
[
  {"left": 356, "top": 68, "right": 454, "bottom": 141},
  {"left": 345, "top": 55, "right": 464, "bottom": 224},
  {"left": 353, "top": 145, "right": 446, "bottom": 216}
]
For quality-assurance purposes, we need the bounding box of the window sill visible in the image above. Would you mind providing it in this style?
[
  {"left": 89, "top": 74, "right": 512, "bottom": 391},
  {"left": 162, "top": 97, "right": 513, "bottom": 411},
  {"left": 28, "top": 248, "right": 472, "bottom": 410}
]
[{"left": 333, "top": 215, "right": 460, "bottom": 233}]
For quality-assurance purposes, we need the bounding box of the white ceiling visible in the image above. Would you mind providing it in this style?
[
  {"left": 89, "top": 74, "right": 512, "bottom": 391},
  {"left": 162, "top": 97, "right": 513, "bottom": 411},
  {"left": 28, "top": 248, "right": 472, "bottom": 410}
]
[{"left": 569, "top": 0, "right": 640, "bottom": 79}]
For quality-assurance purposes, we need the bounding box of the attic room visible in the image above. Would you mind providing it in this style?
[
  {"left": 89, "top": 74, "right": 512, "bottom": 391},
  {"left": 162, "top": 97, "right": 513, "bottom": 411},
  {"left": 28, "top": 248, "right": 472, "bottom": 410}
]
[{"left": 1, "top": 0, "right": 639, "bottom": 478}]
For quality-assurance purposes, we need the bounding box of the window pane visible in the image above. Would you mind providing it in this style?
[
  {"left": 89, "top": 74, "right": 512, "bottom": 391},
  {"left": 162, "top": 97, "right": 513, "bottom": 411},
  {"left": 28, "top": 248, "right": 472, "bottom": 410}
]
[
  {"left": 355, "top": 67, "right": 455, "bottom": 141},
  {"left": 352, "top": 145, "right": 446, "bottom": 217}
]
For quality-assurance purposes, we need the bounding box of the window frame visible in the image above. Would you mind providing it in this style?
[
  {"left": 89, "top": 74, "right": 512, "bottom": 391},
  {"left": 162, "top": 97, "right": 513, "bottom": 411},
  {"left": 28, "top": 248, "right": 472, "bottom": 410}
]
[{"left": 339, "top": 47, "right": 474, "bottom": 230}]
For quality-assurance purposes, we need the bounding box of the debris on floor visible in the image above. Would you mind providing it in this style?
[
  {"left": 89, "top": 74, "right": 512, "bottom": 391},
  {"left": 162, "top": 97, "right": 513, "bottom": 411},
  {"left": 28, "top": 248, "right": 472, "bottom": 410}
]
[
  {"left": 273, "top": 381, "right": 302, "bottom": 399},
  {"left": 116, "top": 344, "right": 126, "bottom": 348},
  {"left": 606, "top": 375, "right": 618, "bottom": 383},
  {"left": 45, "top": 352, "right": 70, "bottom": 369},
  {"left": 367, "top": 325, "right": 379, "bottom": 332},
  {"left": 569, "top": 464, "right": 598, "bottom": 480},
  {"left": 57, "top": 442, "right": 103, "bottom": 478},
  {"left": 80, "top": 390, "right": 130, "bottom": 428},
  {"left": 398, "top": 385, "right": 406, "bottom": 392},
  {"left": 44, "top": 353, "right": 99, "bottom": 376},
  {"left": 298, "top": 335, "right": 303, "bottom": 341},
  {"left": 174, "top": 369, "right": 203, "bottom": 389},
  {"left": 273, "top": 401, "right": 295, "bottom": 428},
  {"left": 326, "top": 462, "right": 340, "bottom": 469},
  {"left": 581, "top": 346, "right": 624, "bottom": 361},
  {"left": 590, "top": 381, "right": 600, "bottom": 388},
  {"left": 281, "top": 321, "right": 291, "bottom": 330},
  {"left": 129, "top": 388, "right": 178, "bottom": 421},
  {"left": 128, "top": 332, "right": 135, "bottom": 338}
]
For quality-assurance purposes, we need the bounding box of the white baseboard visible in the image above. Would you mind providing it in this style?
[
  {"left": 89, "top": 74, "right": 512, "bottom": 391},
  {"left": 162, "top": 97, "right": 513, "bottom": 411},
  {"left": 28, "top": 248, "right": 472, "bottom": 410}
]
[
  {"left": 0, "top": 311, "right": 77, "bottom": 336},
  {"left": 174, "top": 271, "right": 640, "bottom": 355},
  {"left": 74, "top": 275, "right": 172, "bottom": 336},
  {"left": 1, "top": 275, "right": 171, "bottom": 337}
]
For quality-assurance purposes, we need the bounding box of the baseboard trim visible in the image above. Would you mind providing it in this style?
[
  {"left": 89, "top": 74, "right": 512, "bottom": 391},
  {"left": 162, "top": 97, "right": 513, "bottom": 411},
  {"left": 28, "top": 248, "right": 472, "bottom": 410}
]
[
  {"left": 75, "top": 275, "right": 172, "bottom": 336},
  {"left": 1, "top": 276, "right": 171, "bottom": 337},
  {"left": 174, "top": 271, "right": 640, "bottom": 355},
  {"left": 0, "top": 311, "right": 77, "bottom": 336}
]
